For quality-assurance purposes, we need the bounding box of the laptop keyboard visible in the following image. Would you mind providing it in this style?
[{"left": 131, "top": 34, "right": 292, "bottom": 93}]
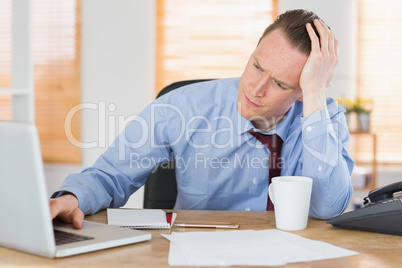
[{"left": 54, "top": 229, "right": 95, "bottom": 246}]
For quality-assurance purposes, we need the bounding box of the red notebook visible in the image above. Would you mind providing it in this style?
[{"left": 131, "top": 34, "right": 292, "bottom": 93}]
[{"left": 107, "top": 208, "right": 177, "bottom": 229}]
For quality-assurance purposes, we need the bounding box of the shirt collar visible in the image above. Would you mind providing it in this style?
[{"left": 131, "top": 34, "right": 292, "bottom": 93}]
[{"left": 234, "top": 97, "right": 300, "bottom": 143}]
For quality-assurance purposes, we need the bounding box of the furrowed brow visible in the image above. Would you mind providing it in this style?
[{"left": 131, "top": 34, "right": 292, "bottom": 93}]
[{"left": 253, "top": 55, "right": 295, "bottom": 89}]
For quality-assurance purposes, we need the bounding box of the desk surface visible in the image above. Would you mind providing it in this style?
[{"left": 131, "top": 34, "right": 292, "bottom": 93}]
[{"left": 1, "top": 209, "right": 401, "bottom": 267}]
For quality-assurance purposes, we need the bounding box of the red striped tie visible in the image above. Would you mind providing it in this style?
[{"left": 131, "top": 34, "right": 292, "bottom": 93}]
[{"left": 249, "top": 131, "right": 283, "bottom": 211}]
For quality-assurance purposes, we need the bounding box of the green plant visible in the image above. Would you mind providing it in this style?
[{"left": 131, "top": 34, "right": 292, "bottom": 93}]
[
  {"left": 337, "top": 97, "right": 372, "bottom": 114},
  {"left": 352, "top": 97, "right": 372, "bottom": 114}
]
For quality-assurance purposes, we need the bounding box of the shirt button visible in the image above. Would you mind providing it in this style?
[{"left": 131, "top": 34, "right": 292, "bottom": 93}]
[
  {"left": 252, "top": 178, "right": 257, "bottom": 184},
  {"left": 306, "top": 126, "right": 312, "bottom": 132},
  {"left": 318, "top": 165, "right": 323, "bottom": 171},
  {"left": 245, "top": 208, "right": 250, "bottom": 211}
]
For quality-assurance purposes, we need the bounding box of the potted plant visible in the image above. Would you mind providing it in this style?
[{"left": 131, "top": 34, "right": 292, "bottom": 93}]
[
  {"left": 352, "top": 98, "right": 372, "bottom": 132},
  {"left": 337, "top": 97, "right": 373, "bottom": 132}
]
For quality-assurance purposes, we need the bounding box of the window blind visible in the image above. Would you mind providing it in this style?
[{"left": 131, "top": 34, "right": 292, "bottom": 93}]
[
  {"left": 357, "top": 0, "right": 402, "bottom": 164},
  {"left": 33, "top": 0, "right": 81, "bottom": 163},
  {"left": 0, "top": 0, "right": 81, "bottom": 163},
  {"left": 0, "top": 0, "right": 12, "bottom": 120},
  {"left": 156, "top": 0, "right": 277, "bottom": 94}
]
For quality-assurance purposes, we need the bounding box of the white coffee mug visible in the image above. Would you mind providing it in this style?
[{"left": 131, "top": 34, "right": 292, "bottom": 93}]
[{"left": 268, "top": 176, "right": 313, "bottom": 231}]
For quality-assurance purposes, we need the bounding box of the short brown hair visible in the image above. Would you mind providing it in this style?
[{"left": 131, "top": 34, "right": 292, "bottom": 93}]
[{"left": 258, "top": 9, "right": 323, "bottom": 55}]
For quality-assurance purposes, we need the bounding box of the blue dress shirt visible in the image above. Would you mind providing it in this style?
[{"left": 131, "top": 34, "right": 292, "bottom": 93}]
[{"left": 54, "top": 78, "right": 354, "bottom": 219}]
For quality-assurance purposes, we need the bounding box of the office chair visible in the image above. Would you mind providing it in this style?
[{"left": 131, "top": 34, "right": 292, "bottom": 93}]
[{"left": 143, "top": 79, "right": 213, "bottom": 209}]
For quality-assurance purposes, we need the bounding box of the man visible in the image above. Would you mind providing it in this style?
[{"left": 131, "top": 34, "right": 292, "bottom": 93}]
[{"left": 50, "top": 9, "right": 354, "bottom": 229}]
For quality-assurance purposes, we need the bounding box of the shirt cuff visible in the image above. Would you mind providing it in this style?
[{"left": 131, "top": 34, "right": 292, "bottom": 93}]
[
  {"left": 300, "top": 109, "right": 339, "bottom": 167},
  {"left": 51, "top": 191, "right": 77, "bottom": 199},
  {"left": 300, "top": 109, "right": 334, "bottom": 140}
]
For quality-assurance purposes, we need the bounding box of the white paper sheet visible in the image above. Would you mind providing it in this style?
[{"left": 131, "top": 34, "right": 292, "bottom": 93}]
[{"left": 162, "top": 229, "right": 358, "bottom": 266}]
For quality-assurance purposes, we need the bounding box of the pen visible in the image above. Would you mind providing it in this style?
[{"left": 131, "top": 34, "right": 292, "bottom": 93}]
[{"left": 175, "top": 223, "right": 239, "bottom": 229}]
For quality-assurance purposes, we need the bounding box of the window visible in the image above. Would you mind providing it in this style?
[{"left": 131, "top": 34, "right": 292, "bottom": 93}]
[
  {"left": 33, "top": 0, "right": 81, "bottom": 163},
  {"left": 0, "top": 0, "right": 81, "bottom": 163},
  {"left": 0, "top": 0, "right": 12, "bottom": 120},
  {"left": 357, "top": 0, "right": 402, "bottom": 164},
  {"left": 156, "top": 0, "right": 277, "bottom": 94}
]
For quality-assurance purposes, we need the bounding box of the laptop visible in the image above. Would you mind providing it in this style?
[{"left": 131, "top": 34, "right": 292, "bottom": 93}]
[{"left": 0, "top": 121, "right": 151, "bottom": 258}]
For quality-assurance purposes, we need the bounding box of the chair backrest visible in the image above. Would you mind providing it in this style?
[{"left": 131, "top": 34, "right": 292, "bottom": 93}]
[{"left": 143, "top": 79, "right": 213, "bottom": 209}]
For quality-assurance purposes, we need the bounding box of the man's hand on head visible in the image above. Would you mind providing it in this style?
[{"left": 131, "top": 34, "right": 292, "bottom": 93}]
[
  {"left": 49, "top": 194, "right": 84, "bottom": 229},
  {"left": 299, "top": 19, "right": 339, "bottom": 117}
]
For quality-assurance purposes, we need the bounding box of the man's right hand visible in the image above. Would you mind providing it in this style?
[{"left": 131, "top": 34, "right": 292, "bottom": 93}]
[{"left": 49, "top": 194, "right": 84, "bottom": 229}]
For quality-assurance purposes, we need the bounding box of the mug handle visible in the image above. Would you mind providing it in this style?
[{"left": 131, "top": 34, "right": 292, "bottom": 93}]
[{"left": 268, "top": 184, "right": 275, "bottom": 204}]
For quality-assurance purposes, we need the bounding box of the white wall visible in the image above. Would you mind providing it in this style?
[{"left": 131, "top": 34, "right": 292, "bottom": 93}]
[
  {"left": 81, "top": 0, "right": 155, "bottom": 165},
  {"left": 46, "top": 0, "right": 155, "bottom": 208},
  {"left": 278, "top": 0, "right": 358, "bottom": 100}
]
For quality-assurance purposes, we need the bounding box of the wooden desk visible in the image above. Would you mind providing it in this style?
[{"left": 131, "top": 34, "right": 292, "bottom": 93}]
[{"left": 1, "top": 210, "right": 401, "bottom": 267}]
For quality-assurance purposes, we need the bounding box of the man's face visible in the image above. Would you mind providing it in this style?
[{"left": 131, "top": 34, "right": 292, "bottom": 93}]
[{"left": 237, "top": 29, "right": 309, "bottom": 130}]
